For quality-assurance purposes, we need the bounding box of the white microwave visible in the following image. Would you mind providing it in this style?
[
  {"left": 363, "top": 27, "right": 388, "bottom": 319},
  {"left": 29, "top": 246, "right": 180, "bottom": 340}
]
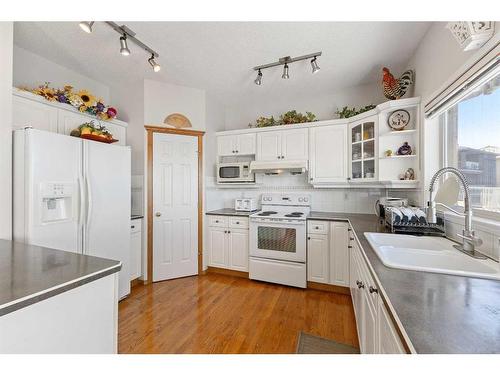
[{"left": 217, "top": 162, "right": 255, "bottom": 183}]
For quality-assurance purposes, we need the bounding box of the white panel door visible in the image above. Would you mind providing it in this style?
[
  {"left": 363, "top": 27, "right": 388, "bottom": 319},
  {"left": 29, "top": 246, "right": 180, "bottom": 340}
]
[
  {"left": 153, "top": 133, "right": 198, "bottom": 281},
  {"left": 281, "top": 128, "right": 308, "bottom": 160},
  {"left": 256, "top": 131, "right": 281, "bottom": 161},
  {"left": 12, "top": 96, "right": 58, "bottom": 132},
  {"left": 217, "top": 135, "right": 236, "bottom": 156},
  {"left": 25, "top": 129, "right": 82, "bottom": 253},
  {"left": 307, "top": 234, "right": 329, "bottom": 283},
  {"left": 209, "top": 227, "right": 227, "bottom": 268},
  {"left": 237, "top": 133, "right": 256, "bottom": 155},
  {"left": 309, "top": 125, "right": 347, "bottom": 184},
  {"left": 330, "top": 222, "right": 350, "bottom": 286},
  {"left": 57, "top": 110, "right": 90, "bottom": 136},
  {"left": 84, "top": 141, "right": 131, "bottom": 299},
  {"left": 228, "top": 229, "right": 248, "bottom": 271}
]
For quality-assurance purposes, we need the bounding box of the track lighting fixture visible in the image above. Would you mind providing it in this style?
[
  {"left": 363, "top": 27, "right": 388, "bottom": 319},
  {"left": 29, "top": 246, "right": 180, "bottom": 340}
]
[
  {"left": 311, "top": 56, "right": 320, "bottom": 74},
  {"left": 78, "top": 22, "right": 161, "bottom": 72},
  {"left": 79, "top": 21, "right": 94, "bottom": 33},
  {"left": 148, "top": 54, "right": 161, "bottom": 72},
  {"left": 252, "top": 52, "right": 322, "bottom": 84},
  {"left": 119, "top": 34, "right": 131, "bottom": 56},
  {"left": 282, "top": 64, "right": 290, "bottom": 79},
  {"left": 254, "top": 69, "right": 263, "bottom": 85}
]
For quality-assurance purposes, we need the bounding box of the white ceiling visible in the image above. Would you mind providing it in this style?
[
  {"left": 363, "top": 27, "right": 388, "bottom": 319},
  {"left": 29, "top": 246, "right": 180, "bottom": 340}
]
[{"left": 13, "top": 22, "right": 431, "bottom": 104}]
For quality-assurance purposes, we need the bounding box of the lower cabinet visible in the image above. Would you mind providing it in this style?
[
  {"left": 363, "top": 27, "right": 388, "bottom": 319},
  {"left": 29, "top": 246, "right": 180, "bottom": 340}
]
[
  {"left": 208, "top": 215, "right": 249, "bottom": 272},
  {"left": 350, "top": 237, "right": 406, "bottom": 354},
  {"left": 307, "top": 220, "right": 349, "bottom": 287},
  {"left": 130, "top": 218, "right": 142, "bottom": 281}
]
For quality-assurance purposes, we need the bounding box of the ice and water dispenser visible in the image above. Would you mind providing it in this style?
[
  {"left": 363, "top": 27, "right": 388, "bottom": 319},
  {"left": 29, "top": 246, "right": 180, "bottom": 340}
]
[{"left": 40, "top": 182, "right": 75, "bottom": 223}]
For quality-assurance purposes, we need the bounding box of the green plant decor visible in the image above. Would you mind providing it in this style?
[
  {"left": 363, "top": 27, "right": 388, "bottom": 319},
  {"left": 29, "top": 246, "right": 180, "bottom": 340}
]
[
  {"left": 253, "top": 110, "right": 317, "bottom": 128},
  {"left": 335, "top": 104, "right": 376, "bottom": 119}
]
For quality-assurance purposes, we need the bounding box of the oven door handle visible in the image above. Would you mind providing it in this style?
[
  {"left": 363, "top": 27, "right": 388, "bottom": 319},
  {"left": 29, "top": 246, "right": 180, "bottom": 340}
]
[{"left": 250, "top": 219, "right": 305, "bottom": 226}]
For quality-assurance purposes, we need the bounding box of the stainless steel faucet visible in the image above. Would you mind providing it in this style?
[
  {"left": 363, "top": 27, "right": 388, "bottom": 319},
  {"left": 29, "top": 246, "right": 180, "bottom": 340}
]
[{"left": 427, "top": 167, "right": 485, "bottom": 259}]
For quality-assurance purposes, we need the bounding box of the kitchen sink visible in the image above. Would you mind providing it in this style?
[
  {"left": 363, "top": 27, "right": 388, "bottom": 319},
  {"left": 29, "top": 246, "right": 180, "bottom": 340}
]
[{"left": 364, "top": 232, "right": 500, "bottom": 280}]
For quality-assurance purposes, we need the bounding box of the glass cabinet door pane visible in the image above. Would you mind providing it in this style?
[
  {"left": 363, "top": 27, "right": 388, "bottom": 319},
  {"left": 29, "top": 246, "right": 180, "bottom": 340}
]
[
  {"left": 363, "top": 140, "right": 375, "bottom": 159},
  {"left": 363, "top": 159, "right": 375, "bottom": 179},
  {"left": 352, "top": 161, "right": 362, "bottom": 179},
  {"left": 352, "top": 143, "right": 362, "bottom": 161},
  {"left": 352, "top": 124, "right": 362, "bottom": 143},
  {"left": 363, "top": 122, "right": 375, "bottom": 140}
]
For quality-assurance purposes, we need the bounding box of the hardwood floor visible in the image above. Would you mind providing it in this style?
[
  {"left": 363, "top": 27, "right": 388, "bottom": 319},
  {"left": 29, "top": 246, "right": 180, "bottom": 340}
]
[{"left": 118, "top": 273, "right": 359, "bottom": 354}]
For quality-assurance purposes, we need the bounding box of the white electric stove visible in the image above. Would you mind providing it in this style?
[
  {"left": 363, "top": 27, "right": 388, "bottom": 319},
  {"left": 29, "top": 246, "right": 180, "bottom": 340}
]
[{"left": 249, "top": 193, "right": 311, "bottom": 288}]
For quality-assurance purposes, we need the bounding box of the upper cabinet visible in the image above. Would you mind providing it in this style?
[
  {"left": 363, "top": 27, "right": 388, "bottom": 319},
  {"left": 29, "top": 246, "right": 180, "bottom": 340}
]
[
  {"left": 349, "top": 115, "right": 378, "bottom": 182},
  {"left": 12, "top": 90, "right": 128, "bottom": 146},
  {"left": 12, "top": 95, "right": 58, "bottom": 133},
  {"left": 217, "top": 133, "right": 256, "bottom": 156},
  {"left": 309, "top": 123, "right": 347, "bottom": 185},
  {"left": 256, "top": 128, "right": 308, "bottom": 161}
]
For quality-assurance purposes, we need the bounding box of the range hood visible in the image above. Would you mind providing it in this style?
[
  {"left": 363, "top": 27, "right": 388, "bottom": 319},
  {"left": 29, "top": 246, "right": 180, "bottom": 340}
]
[{"left": 249, "top": 160, "right": 308, "bottom": 175}]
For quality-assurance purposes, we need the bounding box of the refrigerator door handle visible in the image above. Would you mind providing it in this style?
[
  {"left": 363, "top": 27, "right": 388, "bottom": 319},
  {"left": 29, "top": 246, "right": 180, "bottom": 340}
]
[
  {"left": 78, "top": 174, "right": 85, "bottom": 231},
  {"left": 85, "top": 174, "right": 93, "bottom": 250}
]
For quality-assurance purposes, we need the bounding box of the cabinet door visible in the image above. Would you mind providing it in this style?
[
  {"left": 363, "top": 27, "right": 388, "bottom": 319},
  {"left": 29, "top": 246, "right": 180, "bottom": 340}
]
[
  {"left": 256, "top": 131, "right": 281, "bottom": 161},
  {"left": 237, "top": 133, "right": 256, "bottom": 155},
  {"left": 12, "top": 96, "right": 58, "bottom": 132},
  {"left": 57, "top": 110, "right": 91, "bottom": 136},
  {"left": 361, "top": 288, "right": 378, "bottom": 354},
  {"left": 208, "top": 227, "right": 228, "bottom": 268},
  {"left": 281, "top": 128, "right": 308, "bottom": 160},
  {"left": 228, "top": 229, "right": 249, "bottom": 272},
  {"left": 307, "top": 234, "right": 329, "bottom": 284},
  {"left": 378, "top": 298, "right": 406, "bottom": 354},
  {"left": 106, "top": 123, "right": 126, "bottom": 146},
  {"left": 330, "top": 222, "right": 350, "bottom": 286},
  {"left": 130, "top": 231, "right": 142, "bottom": 280},
  {"left": 217, "top": 135, "right": 236, "bottom": 157},
  {"left": 309, "top": 125, "right": 347, "bottom": 184}
]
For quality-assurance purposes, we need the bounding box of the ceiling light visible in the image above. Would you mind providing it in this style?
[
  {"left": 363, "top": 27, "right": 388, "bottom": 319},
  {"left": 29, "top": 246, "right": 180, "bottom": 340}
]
[
  {"left": 119, "top": 34, "right": 130, "bottom": 56},
  {"left": 311, "top": 57, "right": 320, "bottom": 74},
  {"left": 254, "top": 69, "right": 263, "bottom": 85},
  {"left": 282, "top": 64, "right": 290, "bottom": 79},
  {"left": 79, "top": 21, "right": 94, "bottom": 33},
  {"left": 148, "top": 54, "right": 161, "bottom": 72}
]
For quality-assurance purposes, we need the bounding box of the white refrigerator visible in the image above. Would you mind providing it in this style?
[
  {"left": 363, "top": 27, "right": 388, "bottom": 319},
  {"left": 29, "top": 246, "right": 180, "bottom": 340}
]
[{"left": 13, "top": 128, "right": 131, "bottom": 299}]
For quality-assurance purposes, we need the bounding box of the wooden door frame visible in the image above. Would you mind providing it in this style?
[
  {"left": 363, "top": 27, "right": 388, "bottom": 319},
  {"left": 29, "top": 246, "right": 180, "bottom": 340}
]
[{"left": 145, "top": 125, "right": 205, "bottom": 284}]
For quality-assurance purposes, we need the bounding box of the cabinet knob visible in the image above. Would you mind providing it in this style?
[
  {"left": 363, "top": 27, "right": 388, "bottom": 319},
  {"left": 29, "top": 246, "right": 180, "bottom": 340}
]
[
  {"left": 131, "top": 225, "right": 135, "bottom": 229},
  {"left": 356, "top": 280, "right": 365, "bottom": 289},
  {"left": 310, "top": 178, "right": 313, "bottom": 181},
  {"left": 350, "top": 237, "right": 355, "bottom": 241},
  {"left": 155, "top": 212, "right": 161, "bottom": 217},
  {"left": 315, "top": 226, "right": 319, "bottom": 229},
  {"left": 228, "top": 230, "right": 231, "bottom": 234},
  {"left": 224, "top": 230, "right": 227, "bottom": 233},
  {"left": 236, "top": 221, "right": 240, "bottom": 224},
  {"left": 215, "top": 220, "right": 219, "bottom": 223},
  {"left": 369, "top": 286, "right": 378, "bottom": 294}
]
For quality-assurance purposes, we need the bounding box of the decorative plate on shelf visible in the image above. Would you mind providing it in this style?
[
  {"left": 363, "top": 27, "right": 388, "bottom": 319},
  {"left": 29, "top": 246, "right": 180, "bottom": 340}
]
[{"left": 387, "top": 109, "right": 410, "bottom": 131}]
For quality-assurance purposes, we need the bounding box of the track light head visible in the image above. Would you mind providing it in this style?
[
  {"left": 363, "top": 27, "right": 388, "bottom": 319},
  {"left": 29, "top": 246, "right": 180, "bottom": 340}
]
[
  {"left": 120, "top": 34, "right": 131, "bottom": 56},
  {"left": 79, "top": 21, "right": 94, "bottom": 33},
  {"left": 254, "top": 69, "right": 263, "bottom": 85},
  {"left": 311, "top": 57, "right": 320, "bottom": 74},
  {"left": 282, "top": 64, "right": 290, "bottom": 79},
  {"left": 148, "top": 54, "right": 161, "bottom": 72}
]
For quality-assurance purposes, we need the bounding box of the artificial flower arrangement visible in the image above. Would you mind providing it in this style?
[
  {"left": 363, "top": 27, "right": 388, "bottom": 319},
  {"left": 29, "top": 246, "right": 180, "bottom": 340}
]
[
  {"left": 250, "top": 110, "right": 317, "bottom": 128},
  {"left": 20, "top": 83, "right": 117, "bottom": 121}
]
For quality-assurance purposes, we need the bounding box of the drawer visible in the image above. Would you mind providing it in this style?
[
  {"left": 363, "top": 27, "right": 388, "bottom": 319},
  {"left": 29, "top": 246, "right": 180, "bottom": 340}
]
[
  {"left": 308, "top": 220, "right": 329, "bottom": 235},
  {"left": 208, "top": 215, "right": 228, "bottom": 228},
  {"left": 229, "top": 217, "right": 249, "bottom": 229},
  {"left": 130, "top": 218, "right": 142, "bottom": 233}
]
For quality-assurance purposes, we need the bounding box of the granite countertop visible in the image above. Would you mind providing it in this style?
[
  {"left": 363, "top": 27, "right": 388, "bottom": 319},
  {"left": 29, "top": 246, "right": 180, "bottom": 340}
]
[
  {"left": 206, "top": 208, "right": 257, "bottom": 217},
  {"left": 308, "top": 211, "right": 500, "bottom": 354},
  {"left": 0, "top": 240, "right": 121, "bottom": 317}
]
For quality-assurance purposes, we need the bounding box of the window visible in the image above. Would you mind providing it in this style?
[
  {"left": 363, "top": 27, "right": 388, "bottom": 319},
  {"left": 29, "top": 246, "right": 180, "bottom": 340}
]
[{"left": 441, "top": 70, "right": 500, "bottom": 217}]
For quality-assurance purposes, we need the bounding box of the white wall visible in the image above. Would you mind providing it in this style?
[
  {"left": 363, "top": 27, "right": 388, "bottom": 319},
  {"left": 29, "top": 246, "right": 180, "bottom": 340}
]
[
  {"left": 0, "top": 22, "right": 13, "bottom": 240},
  {"left": 144, "top": 79, "right": 206, "bottom": 131},
  {"left": 224, "top": 81, "right": 385, "bottom": 130},
  {"left": 13, "top": 45, "right": 110, "bottom": 103}
]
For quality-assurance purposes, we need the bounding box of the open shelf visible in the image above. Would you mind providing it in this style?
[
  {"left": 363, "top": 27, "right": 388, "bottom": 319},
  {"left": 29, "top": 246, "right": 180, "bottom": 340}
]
[
  {"left": 380, "top": 129, "right": 418, "bottom": 137},
  {"left": 379, "top": 154, "right": 417, "bottom": 160}
]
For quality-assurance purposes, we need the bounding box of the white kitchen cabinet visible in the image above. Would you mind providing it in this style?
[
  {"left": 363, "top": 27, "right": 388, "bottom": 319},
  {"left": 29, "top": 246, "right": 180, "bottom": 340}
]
[
  {"left": 256, "top": 128, "right": 308, "bottom": 161},
  {"left": 208, "top": 215, "right": 249, "bottom": 272},
  {"left": 105, "top": 122, "right": 127, "bottom": 146},
  {"left": 12, "top": 95, "right": 58, "bottom": 132},
  {"left": 57, "top": 110, "right": 89, "bottom": 136},
  {"left": 330, "top": 222, "right": 350, "bottom": 286},
  {"left": 217, "top": 133, "right": 256, "bottom": 156},
  {"left": 349, "top": 115, "right": 378, "bottom": 182},
  {"left": 306, "top": 220, "right": 349, "bottom": 287},
  {"left": 307, "top": 233, "right": 329, "bottom": 284},
  {"left": 130, "top": 218, "right": 142, "bottom": 281},
  {"left": 350, "top": 235, "right": 407, "bottom": 354},
  {"left": 309, "top": 124, "right": 348, "bottom": 185}
]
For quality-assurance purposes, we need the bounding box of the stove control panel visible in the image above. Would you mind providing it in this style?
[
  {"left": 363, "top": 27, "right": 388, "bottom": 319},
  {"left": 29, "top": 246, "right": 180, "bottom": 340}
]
[{"left": 260, "top": 193, "right": 311, "bottom": 206}]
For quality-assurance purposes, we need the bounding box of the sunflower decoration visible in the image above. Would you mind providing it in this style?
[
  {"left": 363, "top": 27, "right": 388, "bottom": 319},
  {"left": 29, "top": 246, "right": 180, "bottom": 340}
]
[
  {"left": 68, "top": 94, "right": 84, "bottom": 107},
  {"left": 77, "top": 89, "right": 96, "bottom": 108}
]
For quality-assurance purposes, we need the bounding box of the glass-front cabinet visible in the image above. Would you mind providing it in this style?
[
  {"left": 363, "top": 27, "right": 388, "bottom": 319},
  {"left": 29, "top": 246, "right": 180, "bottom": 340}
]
[{"left": 349, "top": 116, "right": 377, "bottom": 181}]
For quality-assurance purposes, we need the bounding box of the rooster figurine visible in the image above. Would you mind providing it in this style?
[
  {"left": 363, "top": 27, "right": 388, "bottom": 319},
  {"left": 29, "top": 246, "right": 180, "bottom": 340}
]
[{"left": 382, "top": 67, "right": 414, "bottom": 100}]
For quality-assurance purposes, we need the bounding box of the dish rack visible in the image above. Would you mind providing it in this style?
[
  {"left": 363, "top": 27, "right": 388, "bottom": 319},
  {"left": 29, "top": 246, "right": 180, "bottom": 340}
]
[{"left": 384, "top": 206, "right": 446, "bottom": 237}]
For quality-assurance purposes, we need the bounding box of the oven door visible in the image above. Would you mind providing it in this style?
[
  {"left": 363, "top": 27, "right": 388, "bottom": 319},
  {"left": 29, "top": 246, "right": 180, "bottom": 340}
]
[{"left": 249, "top": 218, "right": 306, "bottom": 262}]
